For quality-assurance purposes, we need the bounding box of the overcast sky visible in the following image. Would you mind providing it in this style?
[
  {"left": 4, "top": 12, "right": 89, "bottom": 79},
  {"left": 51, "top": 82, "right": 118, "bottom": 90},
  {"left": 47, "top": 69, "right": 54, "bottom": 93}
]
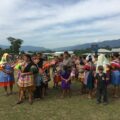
[{"left": 0, "top": 0, "right": 120, "bottom": 48}]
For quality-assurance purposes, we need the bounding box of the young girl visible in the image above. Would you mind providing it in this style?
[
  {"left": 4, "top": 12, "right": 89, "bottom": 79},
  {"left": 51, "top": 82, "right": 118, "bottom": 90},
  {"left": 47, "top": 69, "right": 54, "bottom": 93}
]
[
  {"left": 41, "top": 68, "right": 50, "bottom": 98},
  {"left": 70, "top": 66, "right": 76, "bottom": 81},
  {"left": 53, "top": 58, "right": 62, "bottom": 88},
  {"left": 0, "top": 53, "right": 14, "bottom": 95},
  {"left": 14, "top": 56, "right": 24, "bottom": 82},
  {"left": 60, "top": 66, "right": 71, "bottom": 98},
  {"left": 54, "top": 70, "right": 61, "bottom": 88},
  {"left": 78, "top": 65, "right": 86, "bottom": 94},
  {"left": 42, "top": 59, "right": 52, "bottom": 97}
]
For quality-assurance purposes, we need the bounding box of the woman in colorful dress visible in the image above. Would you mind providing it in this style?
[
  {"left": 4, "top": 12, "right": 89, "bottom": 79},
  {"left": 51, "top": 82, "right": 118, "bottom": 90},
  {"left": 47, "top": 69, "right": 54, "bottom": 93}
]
[
  {"left": 33, "top": 56, "right": 43, "bottom": 99},
  {"left": 111, "top": 53, "right": 120, "bottom": 98},
  {"left": 17, "top": 54, "right": 38, "bottom": 104},
  {"left": 84, "top": 55, "right": 95, "bottom": 99},
  {"left": 0, "top": 53, "right": 14, "bottom": 95}
]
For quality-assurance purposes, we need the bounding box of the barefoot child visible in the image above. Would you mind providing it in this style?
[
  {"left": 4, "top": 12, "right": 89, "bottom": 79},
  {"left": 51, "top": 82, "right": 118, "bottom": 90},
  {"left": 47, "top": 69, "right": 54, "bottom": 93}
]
[
  {"left": 42, "top": 68, "right": 50, "bottom": 97},
  {"left": 54, "top": 70, "right": 61, "bottom": 88},
  {"left": 95, "top": 65, "right": 108, "bottom": 105},
  {"left": 70, "top": 66, "right": 76, "bottom": 81},
  {"left": 60, "top": 66, "right": 71, "bottom": 98}
]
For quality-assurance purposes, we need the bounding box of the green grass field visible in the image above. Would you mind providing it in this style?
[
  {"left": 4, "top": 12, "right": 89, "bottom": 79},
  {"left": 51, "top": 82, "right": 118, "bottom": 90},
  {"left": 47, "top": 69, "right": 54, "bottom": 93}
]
[{"left": 0, "top": 81, "right": 120, "bottom": 120}]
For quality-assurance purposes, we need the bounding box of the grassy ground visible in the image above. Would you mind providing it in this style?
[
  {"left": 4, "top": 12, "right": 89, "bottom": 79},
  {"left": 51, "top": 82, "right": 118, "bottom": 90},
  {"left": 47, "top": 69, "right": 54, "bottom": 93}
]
[{"left": 0, "top": 81, "right": 120, "bottom": 120}]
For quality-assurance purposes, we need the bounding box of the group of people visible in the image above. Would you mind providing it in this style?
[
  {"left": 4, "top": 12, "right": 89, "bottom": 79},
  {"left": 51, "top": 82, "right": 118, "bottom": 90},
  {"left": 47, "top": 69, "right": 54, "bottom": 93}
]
[{"left": 0, "top": 51, "right": 120, "bottom": 105}]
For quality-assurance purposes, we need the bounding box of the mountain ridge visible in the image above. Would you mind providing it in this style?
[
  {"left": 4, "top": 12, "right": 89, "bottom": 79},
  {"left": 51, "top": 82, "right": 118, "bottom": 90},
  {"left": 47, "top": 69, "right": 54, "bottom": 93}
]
[
  {"left": 0, "top": 45, "right": 47, "bottom": 51},
  {"left": 0, "top": 39, "right": 120, "bottom": 51},
  {"left": 53, "top": 39, "right": 120, "bottom": 51}
]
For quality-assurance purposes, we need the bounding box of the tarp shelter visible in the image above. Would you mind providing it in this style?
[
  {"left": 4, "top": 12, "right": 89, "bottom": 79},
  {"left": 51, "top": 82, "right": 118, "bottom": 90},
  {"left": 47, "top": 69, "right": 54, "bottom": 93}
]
[
  {"left": 98, "top": 49, "right": 111, "bottom": 53},
  {"left": 111, "top": 48, "right": 120, "bottom": 53}
]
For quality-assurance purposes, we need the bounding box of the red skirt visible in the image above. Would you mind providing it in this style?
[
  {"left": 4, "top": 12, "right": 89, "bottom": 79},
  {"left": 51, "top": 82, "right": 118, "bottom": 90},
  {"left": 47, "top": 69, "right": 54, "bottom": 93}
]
[
  {"left": 54, "top": 75, "right": 61, "bottom": 83},
  {"left": 0, "top": 81, "right": 14, "bottom": 87}
]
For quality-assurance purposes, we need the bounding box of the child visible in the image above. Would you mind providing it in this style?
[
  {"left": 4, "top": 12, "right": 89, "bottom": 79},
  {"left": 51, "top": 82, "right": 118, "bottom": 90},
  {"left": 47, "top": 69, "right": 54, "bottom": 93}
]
[
  {"left": 53, "top": 63, "right": 61, "bottom": 88},
  {"left": 78, "top": 70, "right": 86, "bottom": 94},
  {"left": 70, "top": 66, "right": 76, "bottom": 81},
  {"left": 77, "top": 61, "right": 86, "bottom": 94},
  {"left": 41, "top": 68, "right": 50, "bottom": 97},
  {"left": 54, "top": 70, "right": 61, "bottom": 88},
  {"left": 95, "top": 65, "right": 108, "bottom": 105},
  {"left": 60, "top": 66, "right": 71, "bottom": 98}
]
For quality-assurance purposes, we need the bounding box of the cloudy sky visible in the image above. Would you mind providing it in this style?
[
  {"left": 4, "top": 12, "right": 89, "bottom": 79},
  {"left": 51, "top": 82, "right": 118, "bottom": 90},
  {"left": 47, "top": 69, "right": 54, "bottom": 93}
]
[{"left": 0, "top": 0, "right": 120, "bottom": 48}]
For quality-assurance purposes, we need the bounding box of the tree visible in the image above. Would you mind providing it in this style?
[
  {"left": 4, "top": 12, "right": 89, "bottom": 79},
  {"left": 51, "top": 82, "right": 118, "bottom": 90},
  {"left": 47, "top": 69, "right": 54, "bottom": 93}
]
[
  {"left": 7, "top": 37, "right": 23, "bottom": 54},
  {"left": 0, "top": 48, "right": 2, "bottom": 53},
  {"left": 104, "top": 45, "right": 111, "bottom": 50},
  {"left": 0, "top": 48, "right": 3, "bottom": 58},
  {"left": 74, "top": 48, "right": 92, "bottom": 56}
]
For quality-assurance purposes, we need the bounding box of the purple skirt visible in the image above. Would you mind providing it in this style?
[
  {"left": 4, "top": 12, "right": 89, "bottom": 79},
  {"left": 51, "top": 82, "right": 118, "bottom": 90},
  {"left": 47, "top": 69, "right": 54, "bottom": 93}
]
[
  {"left": 60, "top": 70, "right": 71, "bottom": 89},
  {"left": 61, "top": 80, "right": 71, "bottom": 89}
]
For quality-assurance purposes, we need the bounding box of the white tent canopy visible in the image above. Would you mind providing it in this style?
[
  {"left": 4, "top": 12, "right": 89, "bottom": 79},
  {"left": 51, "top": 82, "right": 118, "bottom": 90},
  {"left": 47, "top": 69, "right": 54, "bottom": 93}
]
[
  {"left": 112, "top": 48, "right": 120, "bottom": 52},
  {"left": 98, "top": 49, "right": 111, "bottom": 53}
]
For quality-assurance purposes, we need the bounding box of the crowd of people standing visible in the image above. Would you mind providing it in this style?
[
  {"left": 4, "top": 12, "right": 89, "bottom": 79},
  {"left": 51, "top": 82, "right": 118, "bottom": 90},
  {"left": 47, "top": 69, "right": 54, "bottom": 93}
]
[{"left": 0, "top": 51, "right": 120, "bottom": 105}]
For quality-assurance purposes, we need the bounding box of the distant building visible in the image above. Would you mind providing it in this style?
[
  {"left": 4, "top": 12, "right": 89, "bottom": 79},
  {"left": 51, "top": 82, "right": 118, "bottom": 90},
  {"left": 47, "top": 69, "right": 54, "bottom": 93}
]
[
  {"left": 111, "top": 48, "right": 120, "bottom": 53},
  {"left": 98, "top": 49, "right": 111, "bottom": 53},
  {"left": 53, "top": 51, "right": 74, "bottom": 56}
]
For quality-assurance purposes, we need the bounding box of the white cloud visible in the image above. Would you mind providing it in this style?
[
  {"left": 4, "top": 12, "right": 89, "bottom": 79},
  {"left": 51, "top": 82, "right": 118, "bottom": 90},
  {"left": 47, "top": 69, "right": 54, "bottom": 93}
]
[{"left": 0, "top": 0, "right": 120, "bottom": 48}]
